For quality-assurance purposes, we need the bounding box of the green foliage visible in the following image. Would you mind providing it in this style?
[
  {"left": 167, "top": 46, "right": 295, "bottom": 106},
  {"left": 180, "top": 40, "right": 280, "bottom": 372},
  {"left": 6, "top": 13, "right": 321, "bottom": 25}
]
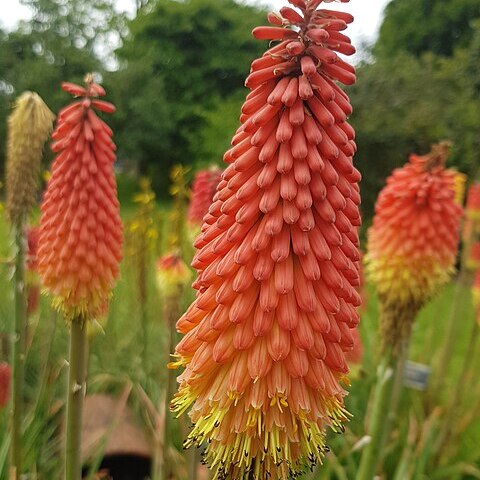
[
  {"left": 0, "top": 0, "right": 127, "bottom": 177},
  {"left": 351, "top": 16, "right": 480, "bottom": 218},
  {"left": 19, "top": 0, "right": 127, "bottom": 53},
  {"left": 350, "top": 43, "right": 480, "bottom": 216},
  {"left": 1, "top": 205, "right": 480, "bottom": 478},
  {"left": 376, "top": 0, "right": 480, "bottom": 58},
  {"left": 107, "top": 0, "right": 266, "bottom": 193},
  {"left": 195, "top": 91, "right": 245, "bottom": 167}
]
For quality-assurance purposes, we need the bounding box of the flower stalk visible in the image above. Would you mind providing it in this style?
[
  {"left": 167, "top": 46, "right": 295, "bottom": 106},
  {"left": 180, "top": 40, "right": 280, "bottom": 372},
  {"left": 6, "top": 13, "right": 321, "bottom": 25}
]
[
  {"left": 132, "top": 179, "right": 157, "bottom": 367},
  {"left": 65, "top": 317, "right": 88, "bottom": 480},
  {"left": 154, "top": 253, "right": 191, "bottom": 480},
  {"left": 429, "top": 269, "right": 474, "bottom": 399},
  {"left": 162, "top": 287, "right": 183, "bottom": 480},
  {"left": 152, "top": 167, "right": 191, "bottom": 480},
  {"left": 356, "top": 315, "right": 413, "bottom": 480},
  {"left": 10, "top": 226, "right": 27, "bottom": 480},
  {"left": 431, "top": 180, "right": 479, "bottom": 398},
  {"left": 434, "top": 320, "right": 479, "bottom": 464},
  {"left": 356, "top": 350, "right": 395, "bottom": 480},
  {"left": 5, "top": 91, "right": 54, "bottom": 479},
  {"left": 187, "top": 167, "right": 222, "bottom": 228}
]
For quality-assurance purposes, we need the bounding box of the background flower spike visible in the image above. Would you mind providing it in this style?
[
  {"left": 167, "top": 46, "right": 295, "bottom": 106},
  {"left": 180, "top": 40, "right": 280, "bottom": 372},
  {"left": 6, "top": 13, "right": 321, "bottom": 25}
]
[{"left": 37, "top": 76, "right": 123, "bottom": 321}]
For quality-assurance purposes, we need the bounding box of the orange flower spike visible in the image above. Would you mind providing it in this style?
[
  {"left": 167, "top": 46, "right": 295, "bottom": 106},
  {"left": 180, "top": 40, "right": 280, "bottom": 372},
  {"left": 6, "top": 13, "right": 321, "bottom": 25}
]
[
  {"left": 171, "top": 2, "right": 361, "bottom": 478},
  {"left": 37, "top": 78, "right": 123, "bottom": 320},
  {"left": 366, "top": 142, "right": 462, "bottom": 320},
  {"left": 187, "top": 167, "right": 223, "bottom": 227}
]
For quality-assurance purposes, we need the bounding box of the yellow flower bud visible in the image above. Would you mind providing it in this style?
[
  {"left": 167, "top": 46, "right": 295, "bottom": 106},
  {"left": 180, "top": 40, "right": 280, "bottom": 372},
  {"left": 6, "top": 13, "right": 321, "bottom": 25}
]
[{"left": 6, "top": 92, "right": 55, "bottom": 226}]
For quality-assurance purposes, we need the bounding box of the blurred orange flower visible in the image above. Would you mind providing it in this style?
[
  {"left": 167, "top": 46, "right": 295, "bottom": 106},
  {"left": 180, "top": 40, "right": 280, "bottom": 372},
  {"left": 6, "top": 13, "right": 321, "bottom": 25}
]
[
  {"left": 365, "top": 143, "right": 462, "bottom": 346},
  {"left": 156, "top": 252, "right": 191, "bottom": 297},
  {"left": 187, "top": 168, "right": 222, "bottom": 227}
]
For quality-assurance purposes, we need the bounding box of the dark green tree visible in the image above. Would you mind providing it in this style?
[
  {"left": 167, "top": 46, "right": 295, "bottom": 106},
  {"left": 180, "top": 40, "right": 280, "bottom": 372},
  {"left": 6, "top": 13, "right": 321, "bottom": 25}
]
[
  {"left": 350, "top": 40, "right": 480, "bottom": 219},
  {"left": 0, "top": 0, "right": 126, "bottom": 176},
  {"left": 376, "top": 0, "right": 480, "bottom": 58},
  {"left": 107, "top": 0, "right": 266, "bottom": 192}
]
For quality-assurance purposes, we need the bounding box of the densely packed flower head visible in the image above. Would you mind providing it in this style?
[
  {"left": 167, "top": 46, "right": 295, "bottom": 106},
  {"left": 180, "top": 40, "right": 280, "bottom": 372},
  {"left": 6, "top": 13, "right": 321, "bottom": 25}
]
[
  {"left": 366, "top": 142, "right": 462, "bottom": 345},
  {"left": 171, "top": 1, "right": 361, "bottom": 478},
  {"left": 6, "top": 92, "right": 55, "bottom": 227},
  {"left": 37, "top": 77, "right": 123, "bottom": 320},
  {"left": 187, "top": 167, "right": 223, "bottom": 227},
  {"left": 0, "top": 362, "right": 11, "bottom": 409}
]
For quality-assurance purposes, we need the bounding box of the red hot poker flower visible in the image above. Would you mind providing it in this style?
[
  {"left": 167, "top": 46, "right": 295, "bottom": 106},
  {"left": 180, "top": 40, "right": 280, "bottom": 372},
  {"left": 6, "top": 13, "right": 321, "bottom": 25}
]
[
  {"left": 366, "top": 143, "right": 462, "bottom": 348},
  {"left": 187, "top": 168, "right": 223, "bottom": 227},
  {"left": 37, "top": 79, "right": 123, "bottom": 320},
  {"left": 171, "top": 2, "right": 361, "bottom": 478}
]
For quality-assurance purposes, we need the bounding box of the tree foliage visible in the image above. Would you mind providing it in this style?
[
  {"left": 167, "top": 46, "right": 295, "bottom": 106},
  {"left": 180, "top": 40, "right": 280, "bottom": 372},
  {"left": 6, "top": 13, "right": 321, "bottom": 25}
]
[
  {"left": 1, "top": 0, "right": 479, "bottom": 219},
  {"left": 351, "top": 3, "right": 480, "bottom": 219},
  {"left": 350, "top": 41, "right": 480, "bottom": 217},
  {"left": 376, "top": 0, "right": 480, "bottom": 58},
  {"left": 107, "top": 0, "right": 266, "bottom": 191},
  {"left": 0, "top": 0, "right": 127, "bottom": 176}
]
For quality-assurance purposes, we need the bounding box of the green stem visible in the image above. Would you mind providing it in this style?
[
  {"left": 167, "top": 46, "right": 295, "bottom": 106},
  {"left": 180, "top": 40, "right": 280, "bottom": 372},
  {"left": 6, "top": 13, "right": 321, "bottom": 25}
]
[
  {"left": 387, "top": 337, "right": 410, "bottom": 428},
  {"left": 430, "top": 271, "right": 472, "bottom": 399},
  {"left": 163, "top": 297, "right": 180, "bottom": 480},
  {"left": 155, "top": 286, "right": 183, "bottom": 480},
  {"left": 434, "top": 322, "right": 479, "bottom": 465},
  {"left": 356, "top": 350, "right": 396, "bottom": 480},
  {"left": 138, "top": 239, "right": 149, "bottom": 373},
  {"left": 65, "top": 317, "right": 88, "bottom": 480},
  {"left": 10, "top": 225, "right": 27, "bottom": 480}
]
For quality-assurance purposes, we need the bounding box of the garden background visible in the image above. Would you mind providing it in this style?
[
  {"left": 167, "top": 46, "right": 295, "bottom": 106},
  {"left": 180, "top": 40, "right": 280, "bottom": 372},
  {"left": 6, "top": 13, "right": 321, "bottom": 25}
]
[{"left": 0, "top": 0, "right": 480, "bottom": 479}]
